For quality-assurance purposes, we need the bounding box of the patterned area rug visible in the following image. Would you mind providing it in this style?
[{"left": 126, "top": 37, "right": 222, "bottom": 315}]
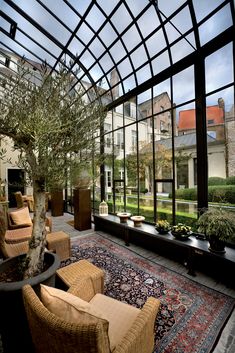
[{"left": 61, "top": 233, "right": 235, "bottom": 353}]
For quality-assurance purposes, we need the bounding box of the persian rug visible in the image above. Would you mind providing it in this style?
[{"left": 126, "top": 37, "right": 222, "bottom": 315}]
[{"left": 61, "top": 233, "right": 235, "bottom": 353}]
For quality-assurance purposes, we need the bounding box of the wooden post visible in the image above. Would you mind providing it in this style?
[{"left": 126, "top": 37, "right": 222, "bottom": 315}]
[
  {"left": 51, "top": 190, "right": 64, "bottom": 217},
  {"left": 74, "top": 188, "right": 91, "bottom": 231}
]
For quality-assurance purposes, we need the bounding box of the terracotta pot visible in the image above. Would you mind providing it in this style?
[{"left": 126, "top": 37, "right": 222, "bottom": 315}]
[{"left": 0, "top": 252, "right": 60, "bottom": 353}]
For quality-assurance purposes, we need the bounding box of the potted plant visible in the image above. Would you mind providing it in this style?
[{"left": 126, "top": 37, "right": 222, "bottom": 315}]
[
  {"left": 155, "top": 219, "right": 171, "bottom": 234},
  {"left": 171, "top": 223, "right": 192, "bottom": 240},
  {"left": 197, "top": 208, "right": 235, "bottom": 253},
  {"left": 0, "top": 60, "right": 105, "bottom": 351}
]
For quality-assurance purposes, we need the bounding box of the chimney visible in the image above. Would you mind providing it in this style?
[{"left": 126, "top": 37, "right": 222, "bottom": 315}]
[
  {"left": 218, "top": 97, "right": 224, "bottom": 109},
  {"left": 110, "top": 69, "right": 119, "bottom": 99}
]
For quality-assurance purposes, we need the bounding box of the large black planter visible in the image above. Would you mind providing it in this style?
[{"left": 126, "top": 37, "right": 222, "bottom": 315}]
[
  {"left": 208, "top": 237, "right": 226, "bottom": 254},
  {"left": 0, "top": 252, "right": 60, "bottom": 353}
]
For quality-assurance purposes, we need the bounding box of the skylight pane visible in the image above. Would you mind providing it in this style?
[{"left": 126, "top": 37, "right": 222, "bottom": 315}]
[
  {"left": 122, "top": 25, "right": 142, "bottom": 51},
  {"left": 85, "top": 4, "right": 106, "bottom": 32},
  {"left": 137, "top": 7, "right": 160, "bottom": 38},
  {"left": 146, "top": 30, "right": 167, "bottom": 57},
  {"left": 151, "top": 51, "right": 170, "bottom": 75},
  {"left": 76, "top": 23, "right": 94, "bottom": 43},
  {"left": 158, "top": 0, "right": 186, "bottom": 17},
  {"left": 111, "top": 4, "right": 132, "bottom": 34},
  {"left": 193, "top": 0, "right": 225, "bottom": 22},
  {"left": 99, "top": 23, "right": 117, "bottom": 48},
  {"left": 125, "top": 0, "right": 149, "bottom": 17},
  {"left": 171, "top": 37, "right": 195, "bottom": 63},
  {"left": 199, "top": 5, "right": 232, "bottom": 46},
  {"left": 40, "top": 0, "right": 79, "bottom": 31}
]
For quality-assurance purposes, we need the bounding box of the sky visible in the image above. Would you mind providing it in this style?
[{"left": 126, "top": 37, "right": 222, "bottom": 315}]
[{"left": 0, "top": 0, "right": 234, "bottom": 112}]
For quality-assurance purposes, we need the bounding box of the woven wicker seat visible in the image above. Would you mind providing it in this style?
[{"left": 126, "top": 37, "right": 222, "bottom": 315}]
[
  {"left": 46, "top": 231, "right": 71, "bottom": 261},
  {"left": 22, "top": 276, "right": 160, "bottom": 353},
  {"left": 56, "top": 259, "right": 104, "bottom": 293},
  {"left": 5, "top": 227, "right": 33, "bottom": 244}
]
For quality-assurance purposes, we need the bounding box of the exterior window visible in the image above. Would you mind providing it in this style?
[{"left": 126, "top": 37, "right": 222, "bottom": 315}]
[
  {"left": 104, "top": 123, "right": 111, "bottom": 148},
  {"left": 117, "top": 128, "right": 124, "bottom": 150},
  {"left": 208, "top": 119, "right": 214, "bottom": 124},
  {"left": 107, "top": 171, "right": 112, "bottom": 187},
  {"left": 160, "top": 105, "right": 164, "bottom": 111},
  {"left": 131, "top": 130, "right": 137, "bottom": 150},
  {"left": 124, "top": 102, "right": 131, "bottom": 116}
]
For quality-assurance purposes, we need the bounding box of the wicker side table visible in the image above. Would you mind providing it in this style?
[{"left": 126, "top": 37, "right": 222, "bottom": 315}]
[
  {"left": 56, "top": 259, "right": 104, "bottom": 294},
  {"left": 46, "top": 231, "right": 71, "bottom": 261}
]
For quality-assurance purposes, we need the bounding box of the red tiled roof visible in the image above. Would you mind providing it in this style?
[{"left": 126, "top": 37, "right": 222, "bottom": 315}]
[{"left": 178, "top": 106, "right": 224, "bottom": 130}]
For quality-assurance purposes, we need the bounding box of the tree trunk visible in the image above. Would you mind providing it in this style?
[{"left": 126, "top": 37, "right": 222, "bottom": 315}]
[{"left": 23, "top": 180, "right": 47, "bottom": 279}]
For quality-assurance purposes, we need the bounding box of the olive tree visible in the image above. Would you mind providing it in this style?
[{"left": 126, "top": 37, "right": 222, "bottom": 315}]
[{"left": 0, "top": 62, "right": 106, "bottom": 278}]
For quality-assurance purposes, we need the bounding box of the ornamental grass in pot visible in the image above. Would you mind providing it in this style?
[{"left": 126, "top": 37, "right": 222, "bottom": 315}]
[{"left": 197, "top": 208, "right": 235, "bottom": 253}]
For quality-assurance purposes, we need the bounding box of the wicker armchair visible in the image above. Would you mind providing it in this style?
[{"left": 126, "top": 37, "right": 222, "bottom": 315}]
[
  {"left": 22, "top": 276, "right": 160, "bottom": 353},
  {"left": 14, "top": 191, "right": 28, "bottom": 209},
  {"left": 0, "top": 229, "right": 29, "bottom": 258}
]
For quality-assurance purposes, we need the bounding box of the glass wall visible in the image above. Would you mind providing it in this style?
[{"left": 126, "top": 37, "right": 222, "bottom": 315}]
[{"left": 93, "top": 42, "right": 234, "bottom": 231}]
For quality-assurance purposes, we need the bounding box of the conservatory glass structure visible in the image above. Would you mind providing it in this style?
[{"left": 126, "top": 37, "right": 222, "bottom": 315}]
[{"left": 0, "top": 0, "right": 235, "bottom": 229}]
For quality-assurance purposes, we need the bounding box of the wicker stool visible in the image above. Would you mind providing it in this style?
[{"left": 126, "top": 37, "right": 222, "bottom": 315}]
[
  {"left": 46, "top": 231, "right": 71, "bottom": 261},
  {"left": 56, "top": 259, "right": 104, "bottom": 294}
]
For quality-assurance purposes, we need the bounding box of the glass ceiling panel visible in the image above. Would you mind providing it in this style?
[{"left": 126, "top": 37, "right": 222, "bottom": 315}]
[
  {"left": 122, "top": 25, "right": 142, "bottom": 52},
  {"left": 85, "top": 5, "right": 106, "bottom": 32},
  {"left": 167, "top": 6, "right": 193, "bottom": 38},
  {"left": 110, "top": 4, "right": 132, "bottom": 33},
  {"left": 171, "top": 37, "right": 195, "bottom": 64},
  {"left": 131, "top": 45, "right": 148, "bottom": 69},
  {"left": 137, "top": 7, "right": 160, "bottom": 38},
  {"left": 0, "top": 0, "right": 234, "bottom": 106},
  {"left": 80, "top": 49, "right": 96, "bottom": 68},
  {"left": 76, "top": 23, "right": 94, "bottom": 43},
  {"left": 145, "top": 30, "right": 167, "bottom": 57},
  {"left": 117, "top": 58, "right": 133, "bottom": 78},
  {"left": 109, "top": 40, "right": 127, "bottom": 63},
  {"left": 39, "top": 0, "right": 79, "bottom": 31},
  {"left": 158, "top": 0, "right": 186, "bottom": 18},
  {"left": 66, "top": 0, "right": 91, "bottom": 16},
  {"left": 136, "top": 64, "right": 152, "bottom": 85},
  {"left": 96, "top": 0, "right": 119, "bottom": 15},
  {"left": 99, "top": 23, "right": 118, "bottom": 47},
  {"left": 199, "top": 4, "right": 233, "bottom": 46},
  {"left": 193, "top": 0, "right": 225, "bottom": 22},
  {"left": 10, "top": 0, "right": 71, "bottom": 45},
  {"left": 125, "top": 0, "right": 150, "bottom": 17},
  {"left": 151, "top": 51, "right": 170, "bottom": 76}
]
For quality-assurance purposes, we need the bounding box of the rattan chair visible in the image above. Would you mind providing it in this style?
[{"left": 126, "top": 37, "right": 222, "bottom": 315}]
[
  {"left": 14, "top": 191, "right": 28, "bottom": 208},
  {"left": 0, "top": 229, "right": 29, "bottom": 258},
  {"left": 22, "top": 276, "right": 160, "bottom": 353}
]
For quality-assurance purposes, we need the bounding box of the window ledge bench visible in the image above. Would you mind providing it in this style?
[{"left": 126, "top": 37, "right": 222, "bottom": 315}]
[{"left": 94, "top": 214, "right": 235, "bottom": 288}]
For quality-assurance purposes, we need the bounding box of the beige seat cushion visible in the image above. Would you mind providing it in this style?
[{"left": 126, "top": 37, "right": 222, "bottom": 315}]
[
  {"left": 10, "top": 207, "right": 32, "bottom": 226},
  {"left": 90, "top": 293, "right": 140, "bottom": 351}
]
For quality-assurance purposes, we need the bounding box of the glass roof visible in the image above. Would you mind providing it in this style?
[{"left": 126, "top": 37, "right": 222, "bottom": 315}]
[{"left": 0, "top": 0, "right": 234, "bottom": 106}]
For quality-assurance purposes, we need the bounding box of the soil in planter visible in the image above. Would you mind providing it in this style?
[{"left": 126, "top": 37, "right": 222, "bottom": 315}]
[{"left": 0, "top": 256, "right": 50, "bottom": 282}]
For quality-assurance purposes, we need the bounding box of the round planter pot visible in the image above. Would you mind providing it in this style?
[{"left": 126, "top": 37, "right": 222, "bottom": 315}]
[
  {"left": 0, "top": 252, "right": 60, "bottom": 353},
  {"left": 117, "top": 212, "right": 131, "bottom": 223},
  {"left": 130, "top": 216, "right": 145, "bottom": 227},
  {"left": 171, "top": 231, "right": 192, "bottom": 240},
  {"left": 208, "top": 238, "right": 226, "bottom": 254}
]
